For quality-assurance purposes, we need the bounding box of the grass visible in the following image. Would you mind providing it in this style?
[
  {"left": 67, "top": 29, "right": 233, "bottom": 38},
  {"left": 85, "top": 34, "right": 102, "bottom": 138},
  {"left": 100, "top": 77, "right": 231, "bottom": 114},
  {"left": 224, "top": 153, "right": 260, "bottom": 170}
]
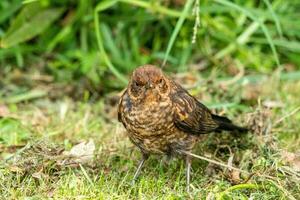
[
  {"left": 0, "top": 0, "right": 300, "bottom": 199},
  {"left": 1, "top": 71, "right": 300, "bottom": 199},
  {"left": 1, "top": 0, "right": 300, "bottom": 89}
]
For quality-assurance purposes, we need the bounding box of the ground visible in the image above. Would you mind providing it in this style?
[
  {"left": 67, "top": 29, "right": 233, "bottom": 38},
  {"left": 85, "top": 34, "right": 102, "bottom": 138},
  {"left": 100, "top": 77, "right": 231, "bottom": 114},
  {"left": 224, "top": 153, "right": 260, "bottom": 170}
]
[{"left": 0, "top": 71, "right": 299, "bottom": 199}]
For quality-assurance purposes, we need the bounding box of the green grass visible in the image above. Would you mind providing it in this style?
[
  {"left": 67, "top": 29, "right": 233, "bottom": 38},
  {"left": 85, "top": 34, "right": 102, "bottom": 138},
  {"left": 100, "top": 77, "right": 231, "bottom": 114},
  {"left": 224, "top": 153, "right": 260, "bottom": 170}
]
[
  {"left": 1, "top": 0, "right": 300, "bottom": 90},
  {"left": 1, "top": 0, "right": 300, "bottom": 199},
  {"left": 1, "top": 72, "right": 299, "bottom": 199}
]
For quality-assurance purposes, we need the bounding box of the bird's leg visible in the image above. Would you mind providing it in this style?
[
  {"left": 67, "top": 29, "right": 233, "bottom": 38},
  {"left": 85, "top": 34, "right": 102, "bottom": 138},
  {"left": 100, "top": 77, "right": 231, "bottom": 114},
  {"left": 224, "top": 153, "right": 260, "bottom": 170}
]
[
  {"left": 185, "top": 155, "right": 192, "bottom": 193},
  {"left": 132, "top": 153, "right": 149, "bottom": 184}
]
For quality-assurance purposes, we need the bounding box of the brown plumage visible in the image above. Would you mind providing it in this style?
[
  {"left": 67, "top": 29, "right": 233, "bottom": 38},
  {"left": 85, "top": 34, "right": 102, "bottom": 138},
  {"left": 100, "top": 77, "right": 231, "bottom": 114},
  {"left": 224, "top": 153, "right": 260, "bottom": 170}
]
[{"left": 118, "top": 65, "right": 247, "bottom": 191}]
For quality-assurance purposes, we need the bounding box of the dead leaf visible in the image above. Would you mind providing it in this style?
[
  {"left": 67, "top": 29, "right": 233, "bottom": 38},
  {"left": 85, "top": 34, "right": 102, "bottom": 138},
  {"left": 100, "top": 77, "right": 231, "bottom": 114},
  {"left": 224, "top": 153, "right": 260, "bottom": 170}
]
[
  {"left": 227, "top": 155, "right": 234, "bottom": 169},
  {"left": 246, "top": 107, "right": 272, "bottom": 135},
  {"left": 0, "top": 104, "right": 9, "bottom": 117},
  {"left": 263, "top": 100, "right": 285, "bottom": 108},
  {"left": 32, "top": 171, "right": 43, "bottom": 179},
  {"left": 229, "top": 170, "right": 241, "bottom": 184},
  {"left": 63, "top": 139, "right": 95, "bottom": 164},
  {"left": 9, "top": 165, "right": 24, "bottom": 173},
  {"left": 281, "top": 151, "right": 300, "bottom": 172},
  {"left": 226, "top": 154, "right": 241, "bottom": 183}
]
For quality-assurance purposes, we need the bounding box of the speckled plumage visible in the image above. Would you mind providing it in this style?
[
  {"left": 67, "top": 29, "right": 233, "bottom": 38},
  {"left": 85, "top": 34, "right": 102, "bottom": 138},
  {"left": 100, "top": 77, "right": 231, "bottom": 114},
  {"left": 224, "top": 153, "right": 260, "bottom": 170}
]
[{"left": 118, "top": 65, "right": 247, "bottom": 191}]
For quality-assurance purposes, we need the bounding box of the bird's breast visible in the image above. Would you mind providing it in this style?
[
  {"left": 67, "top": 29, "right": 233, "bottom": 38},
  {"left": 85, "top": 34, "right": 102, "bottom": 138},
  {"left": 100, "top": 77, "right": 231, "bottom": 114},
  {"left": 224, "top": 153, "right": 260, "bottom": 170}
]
[
  {"left": 122, "top": 98, "right": 174, "bottom": 136},
  {"left": 119, "top": 91, "right": 198, "bottom": 155}
]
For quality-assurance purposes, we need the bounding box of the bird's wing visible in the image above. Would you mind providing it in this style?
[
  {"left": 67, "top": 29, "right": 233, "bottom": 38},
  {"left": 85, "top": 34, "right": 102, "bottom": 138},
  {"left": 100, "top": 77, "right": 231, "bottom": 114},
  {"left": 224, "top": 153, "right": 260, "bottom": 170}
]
[
  {"left": 117, "top": 89, "right": 128, "bottom": 123},
  {"left": 171, "top": 84, "right": 218, "bottom": 135}
]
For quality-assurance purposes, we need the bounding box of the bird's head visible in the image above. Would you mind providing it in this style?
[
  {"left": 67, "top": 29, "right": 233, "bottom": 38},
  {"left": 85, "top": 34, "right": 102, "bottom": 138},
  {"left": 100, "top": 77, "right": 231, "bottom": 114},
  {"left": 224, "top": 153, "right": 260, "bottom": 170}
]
[{"left": 128, "top": 65, "right": 170, "bottom": 101}]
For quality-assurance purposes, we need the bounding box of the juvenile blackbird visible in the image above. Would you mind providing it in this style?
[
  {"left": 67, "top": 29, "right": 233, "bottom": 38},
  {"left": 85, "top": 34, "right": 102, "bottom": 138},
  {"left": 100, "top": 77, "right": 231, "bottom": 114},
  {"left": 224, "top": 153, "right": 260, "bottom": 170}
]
[{"left": 118, "top": 65, "right": 247, "bottom": 191}]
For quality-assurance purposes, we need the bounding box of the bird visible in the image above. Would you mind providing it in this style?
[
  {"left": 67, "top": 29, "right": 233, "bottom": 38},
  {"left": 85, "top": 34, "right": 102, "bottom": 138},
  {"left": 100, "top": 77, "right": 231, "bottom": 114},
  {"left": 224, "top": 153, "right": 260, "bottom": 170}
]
[{"left": 117, "top": 64, "right": 247, "bottom": 192}]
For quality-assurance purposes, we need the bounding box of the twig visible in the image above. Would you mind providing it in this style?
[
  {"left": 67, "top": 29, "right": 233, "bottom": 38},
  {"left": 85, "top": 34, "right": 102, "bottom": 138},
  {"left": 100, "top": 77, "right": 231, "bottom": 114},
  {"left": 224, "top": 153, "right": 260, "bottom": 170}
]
[
  {"left": 179, "top": 150, "right": 249, "bottom": 174},
  {"left": 180, "top": 150, "right": 299, "bottom": 200},
  {"left": 179, "top": 151, "right": 288, "bottom": 180},
  {"left": 267, "top": 179, "right": 297, "bottom": 200},
  {"left": 279, "top": 166, "right": 300, "bottom": 179},
  {"left": 274, "top": 106, "right": 300, "bottom": 126},
  {"left": 2, "top": 142, "right": 32, "bottom": 164}
]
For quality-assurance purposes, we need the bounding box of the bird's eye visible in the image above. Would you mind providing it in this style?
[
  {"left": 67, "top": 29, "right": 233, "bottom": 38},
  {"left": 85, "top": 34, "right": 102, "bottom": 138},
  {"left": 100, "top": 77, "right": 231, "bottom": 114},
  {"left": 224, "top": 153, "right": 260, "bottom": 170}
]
[
  {"left": 159, "top": 78, "right": 163, "bottom": 84},
  {"left": 134, "top": 81, "right": 142, "bottom": 87}
]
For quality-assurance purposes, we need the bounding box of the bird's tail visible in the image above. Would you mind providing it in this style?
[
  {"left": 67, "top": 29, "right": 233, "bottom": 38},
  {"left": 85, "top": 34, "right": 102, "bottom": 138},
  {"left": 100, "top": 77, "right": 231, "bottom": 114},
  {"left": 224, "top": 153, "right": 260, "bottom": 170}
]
[{"left": 212, "top": 114, "right": 248, "bottom": 133}]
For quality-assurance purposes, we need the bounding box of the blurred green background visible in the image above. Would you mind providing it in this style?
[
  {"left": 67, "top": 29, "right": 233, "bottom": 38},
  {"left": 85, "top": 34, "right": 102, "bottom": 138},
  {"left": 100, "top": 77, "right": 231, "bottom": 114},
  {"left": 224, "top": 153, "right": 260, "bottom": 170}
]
[{"left": 0, "top": 0, "right": 300, "bottom": 96}]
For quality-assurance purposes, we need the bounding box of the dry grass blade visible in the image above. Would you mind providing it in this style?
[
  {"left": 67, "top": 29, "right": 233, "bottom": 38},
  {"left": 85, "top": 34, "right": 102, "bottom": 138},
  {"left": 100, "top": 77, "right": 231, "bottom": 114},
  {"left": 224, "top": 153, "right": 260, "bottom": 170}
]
[
  {"left": 267, "top": 179, "right": 297, "bottom": 200},
  {"left": 180, "top": 150, "right": 250, "bottom": 174},
  {"left": 274, "top": 106, "right": 300, "bottom": 126}
]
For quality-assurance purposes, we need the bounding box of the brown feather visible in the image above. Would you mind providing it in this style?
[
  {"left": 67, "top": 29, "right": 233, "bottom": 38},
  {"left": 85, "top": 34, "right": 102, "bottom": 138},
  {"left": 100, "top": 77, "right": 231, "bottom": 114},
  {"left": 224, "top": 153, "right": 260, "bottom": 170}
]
[{"left": 118, "top": 65, "right": 247, "bottom": 155}]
